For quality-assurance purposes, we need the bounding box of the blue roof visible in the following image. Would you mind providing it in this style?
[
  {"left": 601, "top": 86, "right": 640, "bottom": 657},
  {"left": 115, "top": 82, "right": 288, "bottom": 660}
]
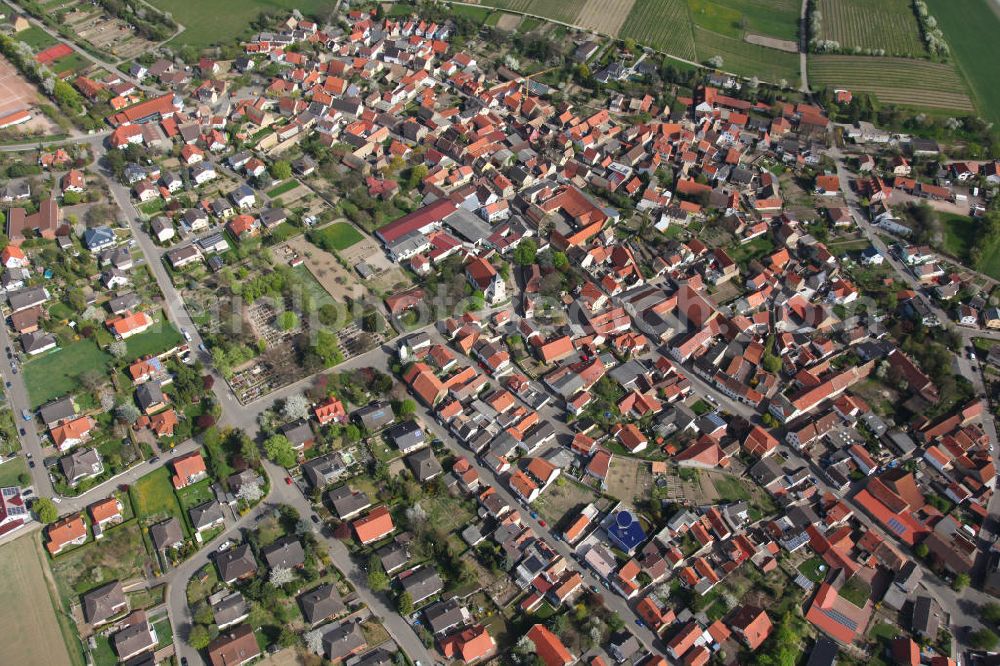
[{"left": 607, "top": 510, "right": 646, "bottom": 552}]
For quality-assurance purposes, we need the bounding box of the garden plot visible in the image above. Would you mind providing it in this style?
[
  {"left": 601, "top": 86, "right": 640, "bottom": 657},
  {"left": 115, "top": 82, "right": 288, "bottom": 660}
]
[
  {"left": 534, "top": 478, "right": 599, "bottom": 529},
  {"left": 62, "top": 7, "right": 157, "bottom": 58},
  {"left": 247, "top": 301, "right": 302, "bottom": 346},
  {"left": 604, "top": 455, "right": 655, "bottom": 503},
  {"left": 228, "top": 347, "right": 303, "bottom": 404}
]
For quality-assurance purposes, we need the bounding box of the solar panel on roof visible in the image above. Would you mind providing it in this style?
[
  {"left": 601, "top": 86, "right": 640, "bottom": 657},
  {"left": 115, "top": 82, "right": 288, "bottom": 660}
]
[
  {"left": 822, "top": 608, "right": 859, "bottom": 632},
  {"left": 887, "top": 518, "right": 907, "bottom": 535}
]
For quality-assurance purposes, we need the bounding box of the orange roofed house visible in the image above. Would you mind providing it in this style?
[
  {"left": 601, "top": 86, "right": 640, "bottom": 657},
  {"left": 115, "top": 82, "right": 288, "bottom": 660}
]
[
  {"left": 50, "top": 415, "right": 96, "bottom": 452},
  {"left": 106, "top": 311, "right": 154, "bottom": 340},
  {"left": 314, "top": 396, "right": 347, "bottom": 425},
  {"left": 46, "top": 513, "right": 87, "bottom": 554},
  {"left": 527, "top": 624, "right": 575, "bottom": 666},
  {"left": 171, "top": 451, "right": 207, "bottom": 489},
  {"left": 727, "top": 605, "right": 773, "bottom": 650},
  {"left": 805, "top": 581, "right": 871, "bottom": 644},
  {"left": 89, "top": 496, "right": 124, "bottom": 531},
  {"left": 439, "top": 625, "right": 497, "bottom": 663},
  {"left": 353, "top": 505, "right": 395, "bottom": 545}
]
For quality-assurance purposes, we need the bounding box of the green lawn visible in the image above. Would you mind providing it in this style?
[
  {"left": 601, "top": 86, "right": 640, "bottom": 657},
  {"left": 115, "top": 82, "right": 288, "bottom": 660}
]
[
  {"left": 291, "top": 264, "right": 337, "bottom": 308},
  {"left": 728, "top": 235, "right": 776, "bottom": 266},
  {"left": 91, "top": 634, "right": 117, "bottom": 666},
  {"left": 308, "top": 221, "right": 365, "bottom": 252},
  {"left": 124, "top": 314, "right": 184, "bottom": 361},
  {"left": 152, "top": 616, "right": 174, "bottom": 649},
  {"left": 138, "top": 199, "right": 166, "bottom": 216},
  {"left": 839, "top": 576, "right": 871, "bottom": 608},
  {"left": 176, "top": 478, "right": 214, "bottom": 511},
  {"left": 131, "top": 466, "right": 184, "bottom": 522},
  {"left": 16, "top": 26, "right": 57, "bottom": 51},
  {"left": 22, "top": 340, "right": 112, "bottom": 408},
  {"left": 939, "top": 213, "right": 978, "bottom": 261},
  {"left": 0, "top": 457, "right": 29, "bottom": 487},
  {"left": 49, "top": 52, "right": 90, "bottom": 74},
  {"left": 797, "top": 555, "right": 827, "bottom": 583},
  {"left": 927, "top": 0, "right": 1000, "bottom": 125},
  {"left": 266, "top": 180, "right": 299, "bottom": 198},
  {"left": 936, "top": 213, "right": 1000, "bottom": 280},
  {"left": 148, "top": 0, "right": 340, "bottom": 49},
  {"left": 712, "top": 474, "right": 752, "bottom": 502}
]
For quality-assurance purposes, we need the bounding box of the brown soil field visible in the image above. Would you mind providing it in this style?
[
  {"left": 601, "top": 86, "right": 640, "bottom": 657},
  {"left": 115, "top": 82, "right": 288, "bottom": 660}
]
[
  {"left": 744, "top": 33, "right": 798, "bottom": 53},
  {"left": 576, "top": 0, "right": 635, "bottom": 36},
  {"left": 0, "top": 533, "right": 75, "bottom": 666}
]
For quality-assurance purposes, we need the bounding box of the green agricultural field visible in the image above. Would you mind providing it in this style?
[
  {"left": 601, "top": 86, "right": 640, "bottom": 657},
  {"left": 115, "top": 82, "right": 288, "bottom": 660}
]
[
  {"left": 691, "top": 0, "right": 799, "bottom": 41},
  {"left": 808, "top": 55, "right": 974, "bottom": 113},
  {"left": 148, "top": 0, "right": 337, "bottom": 49},
  {"left": 450, "top": 4, "right": 495, "bottom": 23},
  {"left": 816, "top": 0, "right": 925, "bottom": 57},
  {"left": 619, "top": 0, "right": 697, "bottom": 62},
  {"left": 694, "top": 27, "right": 799, "bottom": 82},
  {"left": 925, "top": 0, "right": 1000, "bottom": 125},
  {"left": 23, "top": 340, "right": 112, "bottom": 408}
]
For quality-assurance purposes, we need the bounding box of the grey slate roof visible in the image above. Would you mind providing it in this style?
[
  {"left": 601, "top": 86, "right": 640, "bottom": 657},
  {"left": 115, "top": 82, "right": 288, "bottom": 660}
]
[
  {"left": 189, "top": 500, "right": 225, "bottom": 530},
  {"left": 322, "top": 620, "right": 367, "bottom": 661},
  {"left": 326, "top": 485, "right": 371, "bottom": 519},
  {"left": 215, "top": 544, "right": 258, "bottom": 583},
  {"left": 261, "top": 535, "right": 305, "bottom": 570},
  {"left": 82, "top": 580, "right": 127, "bottom": 624},
  {"left": 39, "top": 395, "right": 76, "bottom": 426},
  {"left": 298, "top": 583, "right": 346, "bottom": 625},
  {"left": 150, "top": 517, "right": 183, "bottom": 551},
  {"left": 399, "top": 566, "right": 444, "bottom": 604}
]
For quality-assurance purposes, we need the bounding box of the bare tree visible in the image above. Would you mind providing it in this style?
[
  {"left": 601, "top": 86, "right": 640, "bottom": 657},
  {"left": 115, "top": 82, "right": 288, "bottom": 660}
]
[
  {"left": 236, "top": 481, "right": 263, "bottom": 503},
  {"left": 269, "top": 566, "right": 294, "bottom": 587},
  {"left": 304, "top": 629, "right": 324, "bottom": 655},
  {"left": 282, "top": 394, "right": 309, "bottom": 421},
  {"left": 109, "top": 340, "right": 128, "bottom": 358}
]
